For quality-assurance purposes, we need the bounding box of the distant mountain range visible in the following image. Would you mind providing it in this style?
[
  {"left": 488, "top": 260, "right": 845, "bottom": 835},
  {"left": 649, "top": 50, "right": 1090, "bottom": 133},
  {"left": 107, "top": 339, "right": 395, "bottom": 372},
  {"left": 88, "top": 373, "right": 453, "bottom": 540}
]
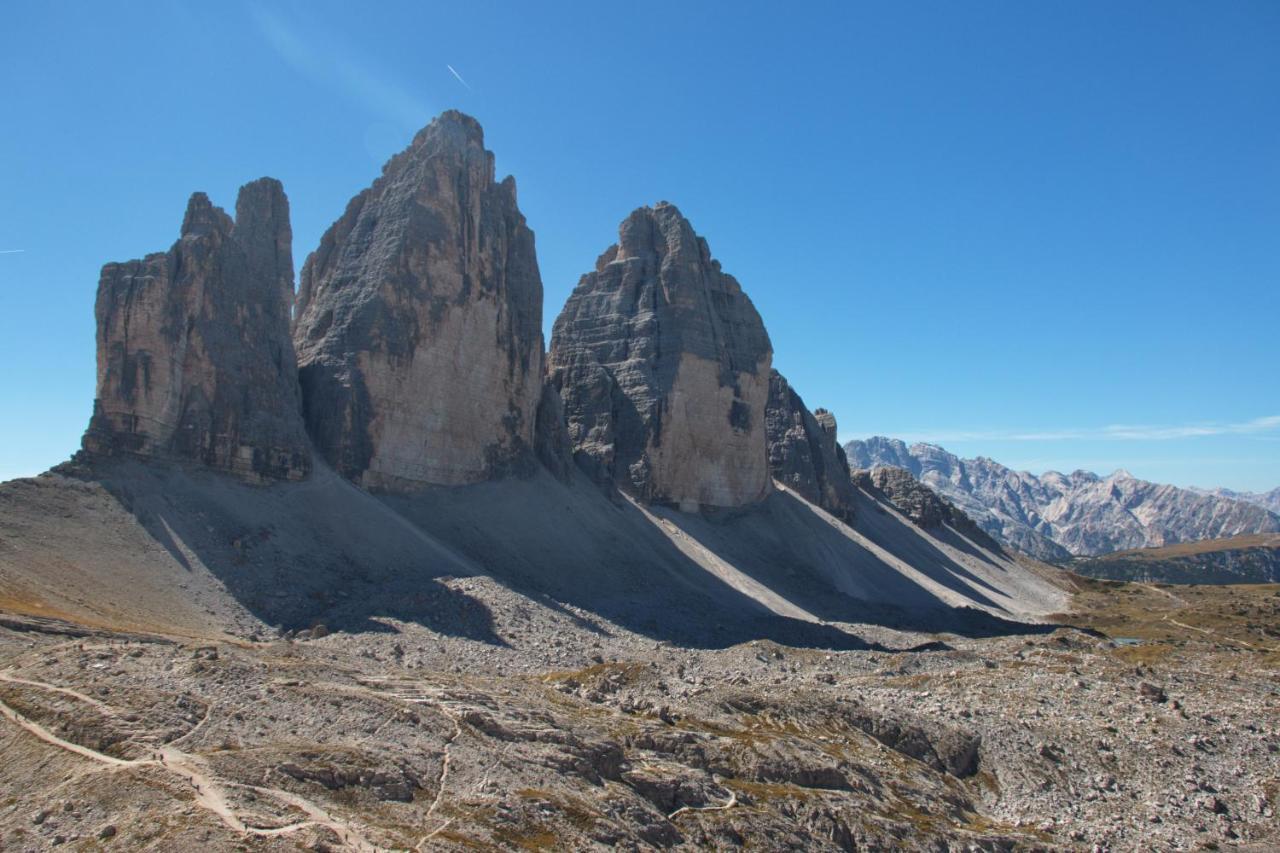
[
  {"left": 844, "top": 437, "right": 1280, "bottom": 560},
  {"left": 1189, "top": 486, "right": 1280, "bottom": 515},
  {"left": 1070, "top": 534, "right": 1280, "bottom": 584}
]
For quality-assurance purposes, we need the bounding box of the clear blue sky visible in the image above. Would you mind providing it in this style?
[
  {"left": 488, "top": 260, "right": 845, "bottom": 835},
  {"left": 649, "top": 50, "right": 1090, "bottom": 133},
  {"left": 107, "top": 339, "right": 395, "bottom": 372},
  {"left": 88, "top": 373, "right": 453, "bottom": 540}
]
[{"left": 2, "top": 2, "right": 1277, "bottom": 491}]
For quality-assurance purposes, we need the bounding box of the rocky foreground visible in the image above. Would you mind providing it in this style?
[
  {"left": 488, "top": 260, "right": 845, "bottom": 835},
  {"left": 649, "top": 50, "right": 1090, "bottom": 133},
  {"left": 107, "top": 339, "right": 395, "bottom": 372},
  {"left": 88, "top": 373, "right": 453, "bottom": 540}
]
[{"left": 1, "top": 578, "right": 1277, "bottom": 852}]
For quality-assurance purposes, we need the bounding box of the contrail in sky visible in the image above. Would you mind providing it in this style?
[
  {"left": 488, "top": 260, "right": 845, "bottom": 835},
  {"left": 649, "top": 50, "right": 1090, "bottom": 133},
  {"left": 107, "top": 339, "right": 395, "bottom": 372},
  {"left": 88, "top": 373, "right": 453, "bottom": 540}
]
[
  {"left": 249, "top": 6, "right": 430, "bottom": 127},
  {"left": 0, "top": 249, "right": 24, "bottom": 254},
  {"left": 447, "top": 64, "right": 472, "bottom": 91}
]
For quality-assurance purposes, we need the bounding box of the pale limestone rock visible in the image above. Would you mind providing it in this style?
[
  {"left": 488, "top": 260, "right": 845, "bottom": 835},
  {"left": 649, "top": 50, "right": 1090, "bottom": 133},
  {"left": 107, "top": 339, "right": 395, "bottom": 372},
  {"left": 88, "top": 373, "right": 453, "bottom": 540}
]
[
  {"left": 293, "top": 111, "right": 544, "bottom": 490},
  {"left": 82, "top": 179, "right": 310, "bottom": 481},
  {"left": 548, "top": 202, "right": 772, "bottom": 510}
]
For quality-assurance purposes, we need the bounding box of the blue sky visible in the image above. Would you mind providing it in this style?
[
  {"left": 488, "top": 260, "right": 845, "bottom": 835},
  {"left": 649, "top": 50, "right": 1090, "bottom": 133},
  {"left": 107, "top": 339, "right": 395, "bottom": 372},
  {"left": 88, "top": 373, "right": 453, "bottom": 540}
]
[{"left": 2, "top": 2, "right": 1277, "bottom": 491}]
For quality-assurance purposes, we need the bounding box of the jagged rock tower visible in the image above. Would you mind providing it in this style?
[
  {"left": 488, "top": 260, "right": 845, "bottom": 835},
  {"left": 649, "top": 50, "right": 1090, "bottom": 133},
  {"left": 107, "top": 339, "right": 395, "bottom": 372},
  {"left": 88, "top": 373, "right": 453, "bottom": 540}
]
[
  {"left": 548, "top": 202, "right": 773, "bottom": 511},
  {"left": 82, "top": 179, "right": 311, "bottom": 481},
  {"left": 765, "top": 370, "right": 856, "bottom": 520},
  {"left": 293, "top": 111, "right": 545, "bottom": 491}
]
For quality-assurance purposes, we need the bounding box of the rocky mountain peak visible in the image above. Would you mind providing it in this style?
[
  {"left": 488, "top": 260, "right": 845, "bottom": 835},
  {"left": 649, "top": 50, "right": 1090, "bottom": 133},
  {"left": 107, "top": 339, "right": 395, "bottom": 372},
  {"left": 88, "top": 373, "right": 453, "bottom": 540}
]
[
  {"left": 415, "top": 109, "right": 485, "bottom": 145},
  {"left": 548, "top": 203, "right": 772, "bottom": 510},
  {"left": 845, "top": 437, "right": 1280, "bottom": 558},
  {"left": 82, "top": 178, "right": 310, "bottom": 482},
  {"left": 853, "top": 466, "right": 1006, "bottom": 552},
  {"left": 765, "top": 372, "right": 855, "bottom": 520},
  {"left": 381, "top": 110, "right": 497, "bottom": 189},
  {"left": 857, "top": 466, "right": 949, "bottom": 527},
  {"left": 293, "top": 111, "right": 545, "bottom": 491},
  {"left": 180, "top": 191, "right": 233, "bottom": 237}
]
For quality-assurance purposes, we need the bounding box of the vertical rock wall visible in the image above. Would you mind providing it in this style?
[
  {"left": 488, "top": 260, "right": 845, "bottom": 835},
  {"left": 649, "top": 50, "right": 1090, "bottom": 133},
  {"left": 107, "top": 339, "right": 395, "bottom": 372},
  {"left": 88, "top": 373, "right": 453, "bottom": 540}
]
[
  {"left": 292, "top": 111, "right": 545, "bottom": 490},
  {"left": 548, "top": 203, "right": 772, "bottom": 511},
  {"left": 765, "top": 370, "right": 855, "bottom": 520},
  {"left": 83, "top": 179, "right": 310, "bottom": 481}
]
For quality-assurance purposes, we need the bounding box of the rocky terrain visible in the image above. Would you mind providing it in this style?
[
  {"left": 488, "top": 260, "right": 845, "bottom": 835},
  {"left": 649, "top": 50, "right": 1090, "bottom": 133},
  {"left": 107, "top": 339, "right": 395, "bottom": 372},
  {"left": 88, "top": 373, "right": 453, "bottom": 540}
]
[
  {"left": 1193, "top": 487, "right": 1280, "bottom": 516},
  {"left": 854, "top": 466, "right": 1004, "bottom": 553},
  {"left": 846, "top": 437, "right": 1280, "bottom": 560},
  {"left": 1, "top": 566, "right": 1277, "bottom": 851},
  {"left": 1071, "top": 534, "right": 1280, "bottom": 585},
  {"left": 2, "top": 109, "right": 1277, "bottom": 850},
  {"left": 548, "top": 203, "right": 773, "bottom": 511}
]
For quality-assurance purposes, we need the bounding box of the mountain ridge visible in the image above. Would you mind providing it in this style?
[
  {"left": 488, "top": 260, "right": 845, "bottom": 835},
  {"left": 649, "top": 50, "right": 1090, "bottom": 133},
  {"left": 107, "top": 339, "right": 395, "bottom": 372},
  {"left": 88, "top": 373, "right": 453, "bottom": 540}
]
[
  {"left": 1069, "top": 533, "right": 1280, "bottom": 584},
  {"left": 845, "top": 436, "right": 1280, "bottom": 559},
  {"left": 1, "top": 111, "right": 1070, "bottom": 645},
  {"left": 1190, "top": 485, "right": 1280, "bottom": 515},
  {"left": 2, "top": 108, "right": 1277, "bottom": 852}
]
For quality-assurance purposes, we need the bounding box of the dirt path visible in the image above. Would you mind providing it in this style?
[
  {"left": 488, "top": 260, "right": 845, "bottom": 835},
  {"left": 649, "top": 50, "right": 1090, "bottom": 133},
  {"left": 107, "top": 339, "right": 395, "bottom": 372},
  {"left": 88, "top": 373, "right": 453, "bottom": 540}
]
[
  {"left": 1160, "top": 615, "right": 1277, "bottom": 652},
  {"left": 0, "top": 670, "right": 384, "bottom": 851},
  {"left": 1131, "top": 584, "right": 1279, "bottom": 652},
  {"left": 0, "top": 669, "right": 118, "bottom": 716},
  {"left": 669, "top": 789, "right": 738, "bottom": 819},
  {"left": 1138, "top": 583, "right": 1188, "bottom": 607},
  {"left": 415, "top": 713, "right": 464, "bottom": 849},
  {"left": 0, "top": 690, "right": 133, "bottom": 767}
]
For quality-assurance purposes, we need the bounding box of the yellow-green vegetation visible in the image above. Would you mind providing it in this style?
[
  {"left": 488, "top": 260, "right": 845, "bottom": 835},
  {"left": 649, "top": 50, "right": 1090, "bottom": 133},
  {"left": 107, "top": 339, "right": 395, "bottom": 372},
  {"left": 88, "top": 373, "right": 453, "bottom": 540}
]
[
  {"left": 514, "top": 788, "right": 600, "bottom": 831},
  {"left": 723, "top": 777, "right": 824, "bottom": 803},
  {"left": 1056, "top": 575, "right": 1280, "bottom": 666},
  {"left": 536, "top": 660, "right": 649, "bottom": 685},
  {"left": 492, "top": 823, "right": 561, "bottom": 850},
  {"left": 1091, "top": 534, "right": 1280, "bottom": 561}
]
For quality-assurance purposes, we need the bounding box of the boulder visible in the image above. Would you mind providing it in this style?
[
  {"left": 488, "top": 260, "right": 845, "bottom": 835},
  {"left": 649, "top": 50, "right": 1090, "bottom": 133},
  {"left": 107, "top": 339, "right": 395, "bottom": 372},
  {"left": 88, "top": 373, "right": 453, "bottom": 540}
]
[
  {"left": 82, "top": 179, "right": 310, "bottom": 482},
  {"left": 548, "top": 202, "right": 772, "bottom": 511},
  {"left": 293, "top": 111, "right": 544, "bottom": 490}
]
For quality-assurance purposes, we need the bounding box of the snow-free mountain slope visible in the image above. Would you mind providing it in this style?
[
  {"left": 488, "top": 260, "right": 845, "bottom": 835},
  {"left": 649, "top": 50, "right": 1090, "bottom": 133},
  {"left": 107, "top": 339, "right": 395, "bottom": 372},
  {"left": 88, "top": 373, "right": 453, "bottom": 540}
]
[
  {"left": 0, "top": 457, "right": 1067, "bottom": 648},
  {"left": 846, "top": 437, "right": 1280, "bottom": 558}
]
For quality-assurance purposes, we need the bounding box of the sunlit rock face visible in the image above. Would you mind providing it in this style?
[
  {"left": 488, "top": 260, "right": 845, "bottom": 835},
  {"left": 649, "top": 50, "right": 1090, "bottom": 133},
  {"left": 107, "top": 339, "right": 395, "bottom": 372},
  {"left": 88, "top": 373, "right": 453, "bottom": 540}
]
[
  {"left": 765, "top": 370, "right": 855, "bottom": 520},
  {"left": 293, "top": 111, "right": 545, "bottom": 491},
  {"left": 549, "top": 202, "right": 772, "bottom": 511},
  {"left": 83, "top": 178, "right": 311, "bottom": 482}
]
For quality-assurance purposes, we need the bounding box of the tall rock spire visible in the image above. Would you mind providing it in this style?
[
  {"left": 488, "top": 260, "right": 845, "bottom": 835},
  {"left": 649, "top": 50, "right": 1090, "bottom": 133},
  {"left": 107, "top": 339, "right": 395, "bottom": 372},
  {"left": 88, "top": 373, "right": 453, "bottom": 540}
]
[
  {"left": 548, "top": 202, "right": 773, "bottom": 511},
  {"left": 82, "top": 178, "right": 311, "bottom": 481},
  {"left": 293, "top": 111, "right": 545, "bottom": 490},
  {"left": 765, "top": 370, "right": 855, "bottom": 520}
]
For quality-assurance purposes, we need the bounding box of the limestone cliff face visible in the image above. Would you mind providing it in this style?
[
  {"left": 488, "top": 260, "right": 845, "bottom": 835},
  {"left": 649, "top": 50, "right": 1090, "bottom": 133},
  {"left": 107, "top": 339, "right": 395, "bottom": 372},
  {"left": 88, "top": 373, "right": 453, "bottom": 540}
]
[
  {"left": 293, "top": 111, "right": 544, "bottom": 491},
  {"left": 82, "top": 179, "right": 311, "bottom": 481},
  {"left": 765, "top": 371, "right": 854, "bottom": 519},
  {"left": 548, "top": 203, "right": 772, "bottom": 510}
]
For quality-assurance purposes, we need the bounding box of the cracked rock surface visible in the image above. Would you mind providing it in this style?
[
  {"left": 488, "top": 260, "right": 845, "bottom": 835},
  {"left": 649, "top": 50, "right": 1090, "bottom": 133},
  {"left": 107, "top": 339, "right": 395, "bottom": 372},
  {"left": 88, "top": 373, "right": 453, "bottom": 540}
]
[
  {"left": 82, "top": 179, "right": 310, "bottom": 482},
  {"left": 293, "top": 111, "right": 545, "bottom": 491},
  {"left": 1, "top": 577, "right": 1277, "bottom": 851},
  {"left": 765, "top": 369, "right": 855, "bottom": 520},
  {"left": 548, "top": 202, "right": 773, "bottom": 511}
]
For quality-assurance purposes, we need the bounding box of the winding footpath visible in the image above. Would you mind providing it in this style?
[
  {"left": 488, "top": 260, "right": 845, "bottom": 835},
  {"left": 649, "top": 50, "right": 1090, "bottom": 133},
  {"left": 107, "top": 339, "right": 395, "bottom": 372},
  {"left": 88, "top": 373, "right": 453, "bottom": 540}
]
[{"left": 0, "top": 668, "right": 383, "bottom": 851}]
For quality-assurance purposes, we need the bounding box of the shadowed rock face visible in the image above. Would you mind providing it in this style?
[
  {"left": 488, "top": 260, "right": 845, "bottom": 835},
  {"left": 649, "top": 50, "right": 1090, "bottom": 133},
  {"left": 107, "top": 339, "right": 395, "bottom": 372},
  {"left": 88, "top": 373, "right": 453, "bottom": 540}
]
[
  {"left": 82, "top": 179, "right": 310, "bottom": 482},
  {"left": 859, "top": 466, "right": 951, "bottom": 528},
  {"left": 548, "top": 203, "right": 773, "bottom": 510},
  {"left": 765, "top": 370, "right": 855, "bottom": 520},
  {"left": 854, "top": 466, "right": 1003, "bottom": 552},
  {"left": 293, "top": 111, "right": 544, "bottom": 491}
]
